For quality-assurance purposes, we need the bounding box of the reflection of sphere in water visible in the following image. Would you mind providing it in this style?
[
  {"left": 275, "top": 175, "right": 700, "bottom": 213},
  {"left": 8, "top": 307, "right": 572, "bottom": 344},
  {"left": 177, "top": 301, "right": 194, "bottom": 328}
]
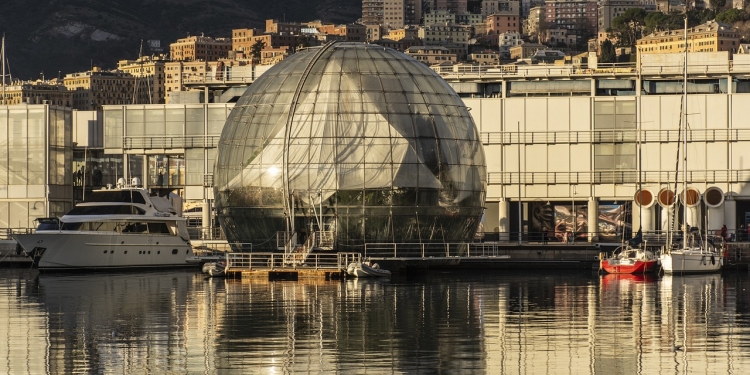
[{"left": 214, "top": 43, "right": 487, "bottom": 250}]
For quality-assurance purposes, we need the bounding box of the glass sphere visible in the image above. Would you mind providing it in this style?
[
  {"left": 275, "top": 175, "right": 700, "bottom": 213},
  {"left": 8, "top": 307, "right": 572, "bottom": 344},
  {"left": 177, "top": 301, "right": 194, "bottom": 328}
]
[{"left": 214, "top": 42, "right": 486, "bottom": 251}]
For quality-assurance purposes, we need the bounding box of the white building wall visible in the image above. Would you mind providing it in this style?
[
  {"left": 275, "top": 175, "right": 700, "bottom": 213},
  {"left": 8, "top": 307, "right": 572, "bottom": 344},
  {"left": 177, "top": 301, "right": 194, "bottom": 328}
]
[{"left": 462, "top": 72, "right": 747, "bottom": 234}]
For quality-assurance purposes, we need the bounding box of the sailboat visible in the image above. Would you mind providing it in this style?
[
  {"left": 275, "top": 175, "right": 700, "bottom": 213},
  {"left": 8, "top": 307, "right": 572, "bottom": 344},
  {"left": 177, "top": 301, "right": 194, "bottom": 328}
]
[
  {"left": 600, "top": 228, "right": 659, "bottom": 274},
  {"left": 658, "top": 19, "right": 723, "bottom": 274},
  {"left": 600, "top": 83, "right": 658, "bottom": 274}
]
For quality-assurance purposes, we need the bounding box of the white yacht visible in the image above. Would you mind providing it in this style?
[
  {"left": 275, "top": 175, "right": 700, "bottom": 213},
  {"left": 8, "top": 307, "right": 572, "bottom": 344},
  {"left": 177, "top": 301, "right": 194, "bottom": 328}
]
[{"left": 12, "top": 178, "right": 194, "bottom": 270}]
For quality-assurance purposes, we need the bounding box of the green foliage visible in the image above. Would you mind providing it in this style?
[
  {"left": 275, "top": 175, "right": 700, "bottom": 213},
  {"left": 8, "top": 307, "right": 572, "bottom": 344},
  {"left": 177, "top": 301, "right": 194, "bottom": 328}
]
[
  {"left": 610, "top": 8, "right": 647, "bottom": 46},
  {"left": 600, "top": 40, "right": 616, "bottom": 63},
  {"left": 688, "top": 9, "right": 717, "bottom": 25},
  {"left": 644, "top": 12, "right": 669, "bottom": 33},
  {"left": 250, "top": 40, "right": 266, "bottom": 63},
  {"left": 709, "top": 0, "right": 727, "bottom": 10},
  {"left": 716, "top": 8, "right": 749, "bottom": 24}
]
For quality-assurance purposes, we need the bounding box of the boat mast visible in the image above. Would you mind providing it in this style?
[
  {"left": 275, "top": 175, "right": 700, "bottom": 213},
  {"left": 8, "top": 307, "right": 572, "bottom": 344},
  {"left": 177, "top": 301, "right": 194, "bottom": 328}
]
[
  {"left": 682, "top": 17, "right": 688, "bottom": 249},
  {"left": 2, "top": 34, "right": 5, "bottom": 105}
]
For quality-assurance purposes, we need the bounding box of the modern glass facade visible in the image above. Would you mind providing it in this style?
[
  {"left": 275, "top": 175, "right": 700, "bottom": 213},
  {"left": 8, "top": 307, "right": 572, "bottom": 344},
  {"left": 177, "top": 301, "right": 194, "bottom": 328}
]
[
  {"left": 214, "top": 42, "right": 487, "bottom": 250},
  {"left": 0, "top": 105, "right": 73, "bottom": 230},
  {"left": 102, "top": 104, "right": 233, "bottom": 198}
]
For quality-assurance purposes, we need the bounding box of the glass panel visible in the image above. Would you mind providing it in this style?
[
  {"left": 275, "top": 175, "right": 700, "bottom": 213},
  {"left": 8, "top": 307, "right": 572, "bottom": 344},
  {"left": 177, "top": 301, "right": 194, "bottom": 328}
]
[
  {"left": 128, "top": 155, "right": 144, "bottom": 183},
  {"left": 185, "top": 107, "right": 204, "bottom": 135},
  {"left": 594, "top": 101, "right": 614, "bottom": 115},
  {"left": 615, "top": 114, "right": 636, "bottom": 129},
  {"left": 104, "top": 109, "right": 124, "bottom": 148},
  {"left": 126, "top": 108, "right": 144, "bottom": 137},
  {"left": 0, "top": 109, "right": 7, "bottom": 185},
  {"left": 594, "top": 155, "right": 614, "bottom": 169},
  {"left": 10, "top": 201, "right": 29, "bottom": 228},
  {"left": 594, "top": 114, "right": 614, "bottom": 129},
  {"left": 206, "top": 148, "right": 216, "bottom": 180},
  {"left": 28, "top": 109, "right": 45, "bottom": 184},
  {"left": 615, "top": 100, "right": 636, "bottom": 115},
  {"left": 8, "top": 109, "right": 27, "bottom": 184},
  {"left": 168, "top": 156, "right": 185, "bottom": 186},
  {"left": 207, "top": 106, "right": 227, "bottom": 135},
  {"left": 185, "top": 149, "right": 204, "bottom": 186},
  {"left": 0, "top": 202, "right": 8, "bottom": 228},
  {"left": 145, "top": 108, "right": 165, "bottom": 136}
]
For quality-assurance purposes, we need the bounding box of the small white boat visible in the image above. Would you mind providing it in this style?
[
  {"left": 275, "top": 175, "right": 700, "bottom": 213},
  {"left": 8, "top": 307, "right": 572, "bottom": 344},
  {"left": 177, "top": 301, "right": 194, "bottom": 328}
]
[
  {"left": 347, "top": 261, "right": 391, "bottom": 278},
  {"left": 202, "top": 260, "right": 227, "bottom": 277},
  {"left": 12, "top": 178, "right": 194, "bottom": 270}
]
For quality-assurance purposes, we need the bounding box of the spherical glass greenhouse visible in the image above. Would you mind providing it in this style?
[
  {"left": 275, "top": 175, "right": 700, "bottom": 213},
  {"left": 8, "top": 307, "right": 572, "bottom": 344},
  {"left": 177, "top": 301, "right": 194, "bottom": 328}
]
[{"left": 214, "top": 42, "right": 486, "bottom": 251}]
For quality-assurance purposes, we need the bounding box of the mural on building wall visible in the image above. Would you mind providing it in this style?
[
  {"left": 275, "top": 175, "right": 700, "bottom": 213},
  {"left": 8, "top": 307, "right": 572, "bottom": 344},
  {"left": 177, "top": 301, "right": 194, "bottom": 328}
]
[
  {"left": 598, "top": 202, "right": 632, "bottom": 241},
  {"left": 553, "top": 205, "right": 588, "bottom": 242},
  {"left": 531, "top": 201, "right": 554, "bottom": 241},
  {"left": 530, "top": 201, "right": 632, "bottom": 242}
]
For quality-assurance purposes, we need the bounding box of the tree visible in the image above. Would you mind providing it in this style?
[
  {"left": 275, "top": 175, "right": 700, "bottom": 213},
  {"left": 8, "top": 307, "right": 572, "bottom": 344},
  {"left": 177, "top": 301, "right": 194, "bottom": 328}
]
[
  {"left": 716, "top": 8, "right": 748, "bottom": 23},
  {"left": 537, "top": 18, "right": 550, "bottom": 45},
  {"left": 250, "top": 40, "right": 266, "bottom": 64},
  {"left": 611, "top": 8, "right": 647, "bottom": 46},
  {"left": 709, "top": 0, "right": 727, "bottom": 11},
  {"left": 600, "top": 39, "right": 616, "bottom": 63},
  {"left": 644, "top": 12, "right": 668, "bottom": 34}
]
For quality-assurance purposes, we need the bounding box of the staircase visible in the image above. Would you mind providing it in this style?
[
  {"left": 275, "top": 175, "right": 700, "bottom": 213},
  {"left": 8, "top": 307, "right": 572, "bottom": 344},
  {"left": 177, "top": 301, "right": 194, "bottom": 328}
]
[{"left": 284, "top": 232, "right": 316, "bottom": 265}]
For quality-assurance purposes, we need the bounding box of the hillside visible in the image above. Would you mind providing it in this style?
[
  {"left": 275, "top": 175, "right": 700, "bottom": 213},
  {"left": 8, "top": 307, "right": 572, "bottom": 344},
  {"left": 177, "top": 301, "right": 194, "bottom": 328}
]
[{"left": 0, "top": 0, "right": 361, "bottom": 80}]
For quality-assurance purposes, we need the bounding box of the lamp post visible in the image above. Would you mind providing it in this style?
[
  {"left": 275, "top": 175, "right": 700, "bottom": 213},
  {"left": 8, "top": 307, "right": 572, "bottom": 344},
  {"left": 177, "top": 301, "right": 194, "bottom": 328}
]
[
  {"left": 571, "top": 185, "right": 577, "bottom": 243},
  {"left": 518, "top": 127, "right": 522, "bottom": 245}
]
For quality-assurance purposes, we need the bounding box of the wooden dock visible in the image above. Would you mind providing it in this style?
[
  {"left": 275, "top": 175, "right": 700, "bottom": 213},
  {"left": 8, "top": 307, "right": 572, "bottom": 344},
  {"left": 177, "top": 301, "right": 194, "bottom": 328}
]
[
  {"left": 206, "top": 241, "right": 750, "bottom": 280},
  {"left": 226, "top": 268, "right": 346, "bottom": 280}
]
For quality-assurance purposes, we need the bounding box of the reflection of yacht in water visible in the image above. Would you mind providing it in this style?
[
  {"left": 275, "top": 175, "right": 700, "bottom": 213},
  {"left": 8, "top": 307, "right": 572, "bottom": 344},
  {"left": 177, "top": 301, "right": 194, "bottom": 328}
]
[{"left": 13, "top": 178, "right": 194, "bottom": 270}]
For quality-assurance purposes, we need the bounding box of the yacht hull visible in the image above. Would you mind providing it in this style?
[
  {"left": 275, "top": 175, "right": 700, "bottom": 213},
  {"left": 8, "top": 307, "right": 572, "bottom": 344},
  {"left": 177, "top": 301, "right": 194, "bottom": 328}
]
[
  {"left": 659, "top": 250, "right": 722, "bottom": 274},
  {"left": 12, "top": 232, "right": 194, "bottom": 270}
]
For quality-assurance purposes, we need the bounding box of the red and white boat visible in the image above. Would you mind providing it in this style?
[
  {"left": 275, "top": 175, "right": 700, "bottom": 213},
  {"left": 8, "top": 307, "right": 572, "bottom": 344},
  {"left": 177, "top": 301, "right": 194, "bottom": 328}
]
[{"left": 600, "top": 246, "right": 659, "bottom": 274}]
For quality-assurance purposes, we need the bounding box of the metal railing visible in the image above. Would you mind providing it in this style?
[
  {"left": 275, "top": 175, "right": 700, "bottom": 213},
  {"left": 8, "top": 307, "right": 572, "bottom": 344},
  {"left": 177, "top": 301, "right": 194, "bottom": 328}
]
[
  {"left": 192, "top": 241, "right": 251, "bottom": 256},
  {"left": 482, "top": 129, "right": 750, "bottom": 146},
  {"left": 123, "top": 136, "right": 220, "bottom": 149},
  {"left": 187, "top": 226, "right": 225, "bottom": 241},
  {"left": 182, "top": 75, "right": 257, "bottom": 85},
  {"left": 276, "top": 230, "right": 336, "bottom": 250},
  {"left": 487, "top": 169, "right": 750, "bottom": 185},
  {"left": 225, "top": 252, "right": 345, "bottom": 270},
  {"left": 363, "top": 242, "right": 512, "bottom": 259},
  {"left": 433, "top": 61, "right": 750, "bottom": 80}
]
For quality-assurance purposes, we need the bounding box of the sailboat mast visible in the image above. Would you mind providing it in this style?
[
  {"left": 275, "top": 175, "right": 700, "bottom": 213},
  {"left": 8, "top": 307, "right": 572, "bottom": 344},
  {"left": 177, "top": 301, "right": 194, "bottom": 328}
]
[
  {"left": 2, "top": 34, "right": 5, "bottom": 105},
  {"left": 682, "top": 17, "right": 688, "bottom": 249}
]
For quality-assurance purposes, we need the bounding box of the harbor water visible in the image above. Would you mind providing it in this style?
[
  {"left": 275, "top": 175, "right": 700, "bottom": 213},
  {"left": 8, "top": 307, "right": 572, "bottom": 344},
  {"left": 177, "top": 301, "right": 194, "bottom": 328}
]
[{"left": 1, "top": 268, "right": 749, "bottom": 374}]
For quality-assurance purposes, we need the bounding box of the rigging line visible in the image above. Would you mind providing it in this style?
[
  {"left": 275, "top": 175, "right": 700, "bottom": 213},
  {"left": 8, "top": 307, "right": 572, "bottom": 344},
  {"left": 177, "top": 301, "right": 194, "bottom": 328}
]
[
  {"left": 670, "top": 93, "right": 683, "bottom": 240},
  {"left": 281, "top": 41, "right": 337, "bottom": 237}
]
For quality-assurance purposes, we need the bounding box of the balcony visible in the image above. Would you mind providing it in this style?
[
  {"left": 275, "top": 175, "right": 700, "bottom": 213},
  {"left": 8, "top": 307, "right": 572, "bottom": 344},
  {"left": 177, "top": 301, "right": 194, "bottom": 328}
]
[{"left": 123, "top": 135, "right": 220, "bottom": 149}]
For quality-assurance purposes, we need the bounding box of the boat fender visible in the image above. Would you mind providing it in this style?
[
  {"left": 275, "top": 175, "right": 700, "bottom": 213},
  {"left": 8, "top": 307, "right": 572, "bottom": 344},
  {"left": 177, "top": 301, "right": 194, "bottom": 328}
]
[
  {"left": 701, "top": 255, "right": 706, "bottom": 265},
  {"left": 711, "top": 255, "right": 716, "bottom": 265}
]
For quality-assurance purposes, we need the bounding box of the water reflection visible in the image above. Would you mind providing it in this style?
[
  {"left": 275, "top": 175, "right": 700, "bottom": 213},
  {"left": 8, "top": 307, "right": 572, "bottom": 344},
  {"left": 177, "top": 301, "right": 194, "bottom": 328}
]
[{"left": 0, "top": 269, "right": 748, "bottom": 374}]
